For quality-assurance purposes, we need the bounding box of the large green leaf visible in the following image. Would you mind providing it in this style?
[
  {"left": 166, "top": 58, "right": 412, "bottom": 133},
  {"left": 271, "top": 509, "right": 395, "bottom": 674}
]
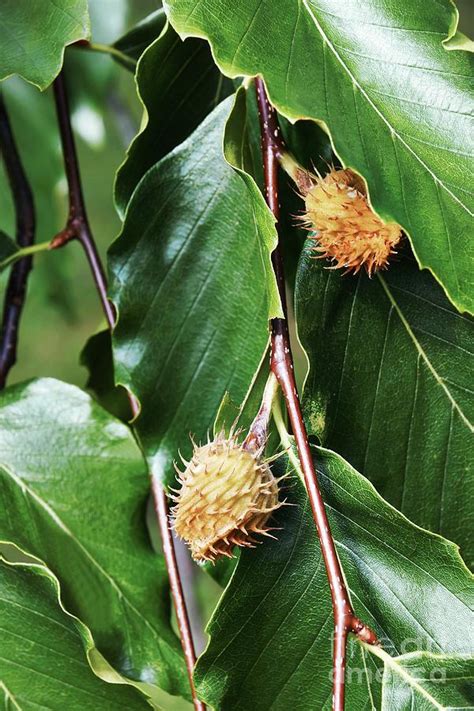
[
  {"left": 194, "top": 446, "right": 473, "bottom": 710},
  {"left": 114, "top": 21, "right": 232, "bottom": 215},
  {"left": 109, "top": 96, "right": 280, "bottom": 486},
  {"left": 0, "top": 378, "right": 188, "bottom": 699},
  {"left": 296, "top": 243, "right": 474, "bottom": 567},
  {"left": 0, "top": 1, "right": 90, "bottom": 90},
  {"left": 370, "top": 649, "right": 474, "bottom": 709},
  {"left": 0, "top": 558, "right": 151, "bottom": 710},
  {"left": 113, "top": 9, "right": 167, "bottom": 67},
  {"left": 164, "top": 0, "right": 474, "bottom": 313}
]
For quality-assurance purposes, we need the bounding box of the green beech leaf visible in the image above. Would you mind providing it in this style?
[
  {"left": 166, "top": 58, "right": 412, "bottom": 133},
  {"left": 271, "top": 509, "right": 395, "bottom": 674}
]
[
  {"left": 194, "top": 446, "right": 473, "bottom": 710},
  {"left": 370, "top": 649, "right": 474, "bottom": 709},
  {"left": 0, "top": 1, "right": 90, "bottom": 90},
  {"left": 444, "top": 31, "right": 474, "bottom": 53},
  {"left": 113, "top": 9, "right": 167, "bottom": 66},
  {"left": 296, "top": 243, "right": 474, "bottom": 567},
  {"left": 224, "top": 87, "right": 281, "bottom": 319},
  {"left": 0, "top": 378, "right": 188, "bottom": 699},
  {"left": 0, "top": 558, "right": 151, "bottom": 710},
  {"left": 109, "top": 96, "right": 280, "bottom": 486},
  {"left": 164, "top": 0, "right": 474, "bottom": 313},
  {"left": 115, "top": 21, "right": 232, "bottom": 215}
]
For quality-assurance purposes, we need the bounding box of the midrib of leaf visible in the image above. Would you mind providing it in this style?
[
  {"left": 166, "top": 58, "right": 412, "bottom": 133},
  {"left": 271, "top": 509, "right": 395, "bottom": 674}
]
[
  {"left": 1, "top": 465, "right": 174, "bottom": 659},
  {"left": 367, "top": 646, "right": 461, "bottom": 710},
  {"left": 377, "top": 274, "right": 472, "bottom": 431},
  {"left": 301, "top": 0, "right": 472, "bottom": 217},
  {"left": 0, "top": 681, "right": 22, "bottom": 711},
  {"left": 360, "top": 645, "right": 378, "bottom": 711}
]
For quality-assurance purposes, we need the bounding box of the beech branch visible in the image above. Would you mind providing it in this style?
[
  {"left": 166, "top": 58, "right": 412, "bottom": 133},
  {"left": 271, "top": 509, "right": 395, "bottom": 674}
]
[
  {"left": 255, "top": 77, "right": 377, "bottom": 711},
  {"left": 0, "top": 92, "right": 36, "bottom": 389},
  {"left": 52, "top": 74, "right": 115, "bottom": 329},
  {"left": 52, "top": 71, "right": 205, "bottom": 711}
]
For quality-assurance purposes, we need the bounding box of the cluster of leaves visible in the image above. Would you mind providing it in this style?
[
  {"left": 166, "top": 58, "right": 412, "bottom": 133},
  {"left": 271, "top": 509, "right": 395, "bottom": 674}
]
[{"left": 0, "top": 1, "right": 472, "bottom": 710}]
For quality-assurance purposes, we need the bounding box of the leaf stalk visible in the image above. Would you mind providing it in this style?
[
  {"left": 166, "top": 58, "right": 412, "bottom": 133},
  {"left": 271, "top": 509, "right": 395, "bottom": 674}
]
[
  {"left": 243, "top": 371, "right": 279, "bottom": 453},
  {"left": 86, "top": 42, "right": 136, "bottom": 70},
  {"left": 0, "top": 240, "right": 53, "bottom": 271}
]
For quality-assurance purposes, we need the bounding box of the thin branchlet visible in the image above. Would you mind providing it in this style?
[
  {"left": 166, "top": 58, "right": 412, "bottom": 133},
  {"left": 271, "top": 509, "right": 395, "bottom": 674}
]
[{"left": 52, "top": 74, "right": 115, "bottom": 328}]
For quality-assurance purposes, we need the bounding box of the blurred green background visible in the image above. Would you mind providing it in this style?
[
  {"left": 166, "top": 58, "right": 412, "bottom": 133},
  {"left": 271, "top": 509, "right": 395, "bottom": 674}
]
[{"left": 0, "top": 0, "right": 158, "bottom": 389}]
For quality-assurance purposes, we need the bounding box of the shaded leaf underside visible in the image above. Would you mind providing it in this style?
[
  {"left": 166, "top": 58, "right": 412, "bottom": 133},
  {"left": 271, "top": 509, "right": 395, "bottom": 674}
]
[{"left": 115, "top": 20, "right": 232, "bottom": 215}]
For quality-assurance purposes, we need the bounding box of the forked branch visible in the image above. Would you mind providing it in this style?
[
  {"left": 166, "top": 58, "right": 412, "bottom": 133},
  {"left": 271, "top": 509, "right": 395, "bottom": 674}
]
[
  {"left": 52, "top": 74, "right": 115, "bottom": 328},
  {"left": 52, "top": 71, "right": 205, "bottom": 711},
  {"left": 0, "top": 92, "right": 36, "bottom": 389},
  {"left": 254, "top": 77, "right": 377, "bottom": 711}
]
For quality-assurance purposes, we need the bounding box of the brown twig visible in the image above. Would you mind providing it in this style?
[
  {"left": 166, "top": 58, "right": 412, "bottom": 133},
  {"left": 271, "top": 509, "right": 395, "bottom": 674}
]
[
  {"left": 254, "top": 77, "right": 377, "bottom": 711},
  {"left": 0, "top": 92, "right": 36, "bottom": 389},
  {"left": 53, "top": 71, "right": 205, "bottom": 711},
  {"left": 52, "top": 74, "right": 115, "bottom": 327},
  {"left": 153, "top": 481, "right": 205, "bottom": 711}
]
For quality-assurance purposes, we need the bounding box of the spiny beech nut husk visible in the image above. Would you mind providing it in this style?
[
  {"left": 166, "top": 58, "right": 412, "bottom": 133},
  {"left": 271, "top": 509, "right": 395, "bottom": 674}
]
[
  {"left": 303, "top": 168, "right": 402, "bottom": 275},
  {"left": 172, "top": 434, "right": 280, "bottom": 562}
]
